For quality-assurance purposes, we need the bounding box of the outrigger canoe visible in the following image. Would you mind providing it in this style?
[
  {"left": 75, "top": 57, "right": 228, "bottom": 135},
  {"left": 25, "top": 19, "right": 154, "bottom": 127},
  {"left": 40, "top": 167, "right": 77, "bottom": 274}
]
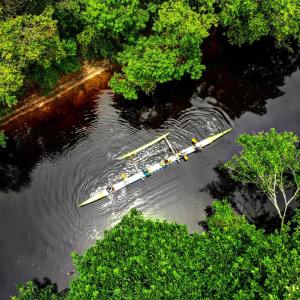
[{"left": 79, "top": 128, "right": 232, "bottom": 207}]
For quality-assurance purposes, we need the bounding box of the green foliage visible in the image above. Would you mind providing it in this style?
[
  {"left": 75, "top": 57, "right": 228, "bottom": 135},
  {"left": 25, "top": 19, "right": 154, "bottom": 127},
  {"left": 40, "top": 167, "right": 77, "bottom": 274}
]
[
  {"left": 0, "top": 0, "right": 61, "bottom": 19},
  {"left": 2, "top": 0, "right": 300, "bottom": 101},
  {"left": 109, "top": 0, "right": 217, "bottom": 99},
  {"left": 77, "top": 0, "right": 149, "bottom": 59},
  {"left": 224, "top": 129, "right": 300, "bottom": 225},
  {"left": 0, "top": 63, "right": 23, "bottom": 107},
  {"left": 219, "top": 0, "right": 300, "bottom": 46},
  {"left": 63, "top": 202, "right": 300, "bottom": 300},
  {"left": 0, "top": 131, "right": 6, "bottom": 148},
  {"left": 12, "top": 202, "right": 300, "bottom": 299},
  {"left": 12, "top": 281, "right": 62, "bottom": 300},
  {"left": 218, "top": 0, "right": 269, "bottom": 46},
  {"left": 0, "top": 7, "right": 79, "bottom": 105},
  {"left": 54, "top": 0, "right": 85, "bottom": 39},
  {"left": 262, "top": 0, "right": 300, "bottom": 45}
]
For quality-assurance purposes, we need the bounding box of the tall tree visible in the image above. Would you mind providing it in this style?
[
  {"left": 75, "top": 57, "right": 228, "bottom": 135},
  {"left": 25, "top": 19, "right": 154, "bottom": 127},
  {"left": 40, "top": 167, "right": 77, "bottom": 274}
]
[{"left": 224, "top": 129, "right": 300, "bottom": 227}]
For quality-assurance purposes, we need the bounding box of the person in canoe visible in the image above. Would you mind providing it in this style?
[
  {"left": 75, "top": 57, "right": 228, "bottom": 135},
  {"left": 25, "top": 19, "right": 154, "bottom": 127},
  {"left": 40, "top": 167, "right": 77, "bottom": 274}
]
[{"left": 106, "top": 186, "right": 115, "bottom": 193}]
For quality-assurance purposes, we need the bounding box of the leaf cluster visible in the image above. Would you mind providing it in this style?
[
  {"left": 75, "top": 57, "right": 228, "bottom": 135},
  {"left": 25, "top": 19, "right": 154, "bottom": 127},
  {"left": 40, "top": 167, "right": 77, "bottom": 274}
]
[
  {"left": 12, "top": 280, "right": 62, "bottom": 300},
  {"left": 218, "top": 0, "right": 300, "bottom": 46},
  {"left": 65, "top": 202, "right": 300, "bottom": 299},
  {"left": 0, "top": 130, "right": 6, "bottom": 147},
  {"left": 77, "top": 0, "right": 149, "bottom": 59},
  {"left": 2, "top": 0, "right": 300, "bottom": 103},
  {"left": 109, "top": 0, "right": 217, "bottom": 99},
  {"left": 0, "top": 6, "right": 79, "bottom": 105}
]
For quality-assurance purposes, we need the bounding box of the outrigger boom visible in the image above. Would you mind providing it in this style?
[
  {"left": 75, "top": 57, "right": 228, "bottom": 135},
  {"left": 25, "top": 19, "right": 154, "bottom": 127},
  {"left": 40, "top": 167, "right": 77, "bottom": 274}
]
[
  {"left": 79, "top": 128, "right": 232, "bottom": 207},
  {"left": 116, "top": 133, "right": 170, "bottom": 160}
]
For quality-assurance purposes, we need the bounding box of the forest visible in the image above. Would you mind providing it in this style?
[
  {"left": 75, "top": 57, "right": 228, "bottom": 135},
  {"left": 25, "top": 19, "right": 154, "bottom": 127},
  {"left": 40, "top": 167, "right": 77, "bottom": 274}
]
[
  {"left": 1, "top": 0, "right": 300, "bottom": 108},
  {"left": 1, "top": 0, "right": 300, "bottom": 147}
]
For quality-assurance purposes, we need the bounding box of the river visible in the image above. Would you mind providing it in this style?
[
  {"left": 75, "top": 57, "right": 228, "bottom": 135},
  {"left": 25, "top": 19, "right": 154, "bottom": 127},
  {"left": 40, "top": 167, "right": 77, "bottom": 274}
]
[{"left": 0, "top": 37, "right": 300, "bottom": 298}]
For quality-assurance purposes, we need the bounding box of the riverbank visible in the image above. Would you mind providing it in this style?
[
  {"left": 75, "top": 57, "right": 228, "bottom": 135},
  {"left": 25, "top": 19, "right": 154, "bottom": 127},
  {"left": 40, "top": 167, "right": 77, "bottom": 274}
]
[{"left": 0, "top": 61, "right": 114, "bottom": 131}]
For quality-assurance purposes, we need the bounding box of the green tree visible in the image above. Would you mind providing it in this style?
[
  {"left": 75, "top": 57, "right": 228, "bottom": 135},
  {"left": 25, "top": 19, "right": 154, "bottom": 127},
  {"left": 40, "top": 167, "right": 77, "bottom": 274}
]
[
  {"left": 0, "top": 0, "right": 61, "bottom": 19},
  {"left": 219, "top": 0, "right": 300, "bottom": 46},
  {"left": 218, "top": 0, "right": 269, "bottom": 46},
  {"left": 224, "top": 129, "right": 300, "bottom": 227},
  {"left": 53, "top": 0, "right": 84, "bottom": 39},
  {"left": 77, "top": 0, "right": 149, "bottom": 59},
  {"left": 0, "top": 131, "right": 6, "bottom": 147},
  {"left": 0, "top": 63, "right": 23, "bottom": 107},
  {"left": 109, "top": 0, "right": 217, "bottom": 99},
  {"left": 262, "top": 0, "right": 300, "bottom": 45},
  {"left": 0, "top": 7, "right": 79, "bottom": 106}
]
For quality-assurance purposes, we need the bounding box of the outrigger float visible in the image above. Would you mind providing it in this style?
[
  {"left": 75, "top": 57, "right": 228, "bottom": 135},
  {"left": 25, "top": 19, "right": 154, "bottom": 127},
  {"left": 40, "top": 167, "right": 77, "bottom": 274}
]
[{"left": 79, "top": 128, "right": 232, "bottom": 207}]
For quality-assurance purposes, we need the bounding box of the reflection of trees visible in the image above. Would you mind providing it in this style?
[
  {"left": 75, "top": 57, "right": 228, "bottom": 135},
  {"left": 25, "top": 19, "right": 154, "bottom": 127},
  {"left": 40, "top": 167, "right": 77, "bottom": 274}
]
[
  {"left": 199, "top": 34, "right": 300, "bottom": 119},
  {"left": 112, "top": 77, "right": 197, "bottom": 129},
  {"left": 200, "top": 165, "right": 297, "bottom": 232},
  {"left": 0, "top": 96, "right": 97, "bottom": 192},
  {"left": 114, "top": 34, "right": 300, "bottom": 128}
]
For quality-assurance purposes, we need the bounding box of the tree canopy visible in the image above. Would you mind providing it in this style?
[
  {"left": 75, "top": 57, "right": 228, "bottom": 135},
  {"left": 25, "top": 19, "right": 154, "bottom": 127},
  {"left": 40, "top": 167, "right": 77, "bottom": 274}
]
[
  {"left": 0, "top": 130, "right": 6, "bottom": 147},
  {"left": 0, "top": 6, "right": 79, "bottom": 104},
  {"left": 13, "top": 201, "right": 300, "bottom": 299},
  {"left": 109, "top": 0, "right": 217, "bottom": 99},
  {"left": 224, "top": 129, "right": 300, "bottom": 226},
  {"left": 218, "top": 0, "right": 300, "bottom": 46},
  {"left": 1, "top": 0, "right": 300, "bottom": 108}
]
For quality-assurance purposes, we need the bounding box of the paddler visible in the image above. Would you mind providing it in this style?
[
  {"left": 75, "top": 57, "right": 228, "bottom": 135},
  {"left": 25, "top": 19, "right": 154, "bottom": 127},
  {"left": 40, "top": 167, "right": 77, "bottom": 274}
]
[
  {"left": 164, "top": 158, "right": 171, "bottom": 164},
  {"left": 120, "top": 172, "right": 128, "bottom": 181},
  {"left": 192, "top": 137, "right": 202, "bottom": 151},
  {"left": 191, "top": 137, "right": 198, "bottom": 145},
  {"left": 106, "top": 185, "right": 115, "bottom": 193},
  {"left": 143, "top": 169, "right": 151, "bottom": 177},
  {"left": 180, "top": 151, "right": 189, "bottom": 161}
]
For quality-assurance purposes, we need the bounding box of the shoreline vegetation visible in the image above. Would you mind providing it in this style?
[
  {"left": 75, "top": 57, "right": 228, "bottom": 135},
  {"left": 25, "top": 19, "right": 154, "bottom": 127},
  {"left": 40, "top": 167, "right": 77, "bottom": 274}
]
[
  {"left": 0, "top": 61, "right": 113, "bottom": 127},
  {"left": 13, "top": 201, "right": 300, "bottom": 299},
  {"left": 1, "top": 1, "right": 300, "bottom": 140}
]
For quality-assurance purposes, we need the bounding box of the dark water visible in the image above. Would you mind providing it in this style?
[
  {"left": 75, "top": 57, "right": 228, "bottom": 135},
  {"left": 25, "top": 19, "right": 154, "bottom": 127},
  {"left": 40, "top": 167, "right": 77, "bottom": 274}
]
[{"left": 1, "top": 38, "right": 300, "bottom": 298}]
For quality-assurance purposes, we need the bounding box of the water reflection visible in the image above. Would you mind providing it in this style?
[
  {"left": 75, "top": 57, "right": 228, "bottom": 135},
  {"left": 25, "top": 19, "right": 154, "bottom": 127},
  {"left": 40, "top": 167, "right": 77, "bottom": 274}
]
[
  {"left": 201, "top": 165, "right": 292, "bottom": 232},
  {"left": 199, "top": 35, "right": 300, "bottom": 118},
  {"left": 112, "top": 77, "right": 197, "bottom": 129},
  {"left": 0, "top": 95, "right": 98, "bottom": 192}
]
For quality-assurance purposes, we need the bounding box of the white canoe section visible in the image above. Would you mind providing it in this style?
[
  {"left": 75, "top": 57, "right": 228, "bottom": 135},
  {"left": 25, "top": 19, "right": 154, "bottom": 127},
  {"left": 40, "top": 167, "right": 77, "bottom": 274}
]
[{"left": 79, "top": 128, "right": 232, "bottom": 207}]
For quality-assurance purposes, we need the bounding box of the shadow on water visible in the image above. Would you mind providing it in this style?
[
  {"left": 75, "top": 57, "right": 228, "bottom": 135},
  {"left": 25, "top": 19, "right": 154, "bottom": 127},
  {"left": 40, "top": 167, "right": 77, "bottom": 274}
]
[
  {"left": 0, "top": 94, "right": 99, "bottom": 192},
  {"left": 200, "top": 164, "right": 296, "bottom": 232},
  {"left": 200, "top": 33, "right": 300, "bottom": 119},
  {"left": 112, "top": 77, "right": 198, "bottom": 129}
]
